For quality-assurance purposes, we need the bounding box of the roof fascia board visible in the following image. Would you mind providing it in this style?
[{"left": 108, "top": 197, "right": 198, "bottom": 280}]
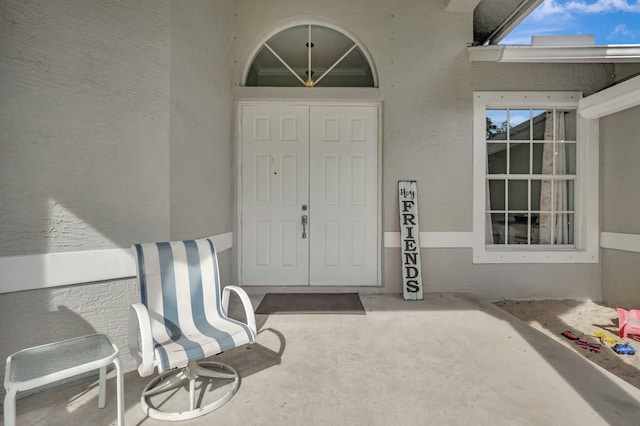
[
  {"left": 579, "top": 75, "right": 640, "bottom": 119},
  {"left": 444, "top": 0, "right": 482, "bottom": 12},
  {"left": 468, "top": 45, "right": 640, "bottom": 63}
]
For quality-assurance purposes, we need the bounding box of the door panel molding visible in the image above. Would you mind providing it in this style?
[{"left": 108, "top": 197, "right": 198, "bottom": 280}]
[{"left": 238, "top": 101, "right": 381, "bottom": 287}]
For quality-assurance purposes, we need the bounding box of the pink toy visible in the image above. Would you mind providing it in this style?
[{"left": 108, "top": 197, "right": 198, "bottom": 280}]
[{"left": 617, "top": 308, "right": 640, "bottom": 340}]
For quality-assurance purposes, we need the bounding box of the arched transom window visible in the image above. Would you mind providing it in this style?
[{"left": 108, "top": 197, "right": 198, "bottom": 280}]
[{"left": 245, "top": 24, "right": 376, "bottom": 87}]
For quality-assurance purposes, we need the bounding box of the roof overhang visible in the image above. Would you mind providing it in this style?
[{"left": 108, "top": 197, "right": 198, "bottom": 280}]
[
  {"left": 579, "top": 75, "right": 640, "bottom": 119},
  {"left": 468, "top": 44, "right": 640, "bottom": 63},
  {"left": 444, "top": 0, "right": 482, "bottom": 13},
  {"left": 472, "top": 0, "right": 543, "bottom": 45}
]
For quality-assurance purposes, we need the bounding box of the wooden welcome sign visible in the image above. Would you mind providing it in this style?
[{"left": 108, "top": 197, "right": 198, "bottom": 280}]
[{"left": 398, "top": 180, "right": 423, "bottom": 300}]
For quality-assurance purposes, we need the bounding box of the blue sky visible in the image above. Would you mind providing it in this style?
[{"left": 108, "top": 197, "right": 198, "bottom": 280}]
[{"left": 501, "top": 0, "right": 640, "bottom": 44}]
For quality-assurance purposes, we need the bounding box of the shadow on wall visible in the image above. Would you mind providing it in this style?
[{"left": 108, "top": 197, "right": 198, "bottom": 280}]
[
  {"left": 0, "top": 0, "right": 235, "bottom": 402},
  {"left": 0, "top": 276, "right": 139, "bottom": 401},
  {"left": 0, "top": 0, "right": 172, "bottom": 395},
  {"left": 0, "top": 304, "right": 97, "bottom": 362},
  {"left": 0, "top": 302, "right": 97, "bottom": 400}
]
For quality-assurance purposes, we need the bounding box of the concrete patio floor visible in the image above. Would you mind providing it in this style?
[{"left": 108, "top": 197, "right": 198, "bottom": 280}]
[{"left": 4, "top": 293, "right": 640, "bottom": 425}]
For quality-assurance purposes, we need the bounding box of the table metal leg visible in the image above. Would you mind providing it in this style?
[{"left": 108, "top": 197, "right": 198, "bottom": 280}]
[
  {"left": 98, "top": 366, "right": 107, "bottom": 408},
  {"left": 3, "top": 388, "right": 17, "bottom": 426}
]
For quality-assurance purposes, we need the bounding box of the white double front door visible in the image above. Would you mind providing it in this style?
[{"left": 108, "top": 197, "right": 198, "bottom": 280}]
[{"left": 240, "top": 103, "right": 379, "bottom": 286}]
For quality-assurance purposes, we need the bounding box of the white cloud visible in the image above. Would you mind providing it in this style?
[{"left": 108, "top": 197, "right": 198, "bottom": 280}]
[
  {"left": 530, "top": 0, "right": 572, "bottom": 20},
  {"left": 610, "top": 23, "right": 631, "bottom": 36},
  {"left": 560, "top": 0, "right": 640, "bottom": 14},
  {"left": 608, "top": 23, "right": 639, "bottom": 38},
  {"left": 530, "top": 0, "right": 640, "bottom": 19},
  {"left": 502, "top": 0, "right": 640, "bottom": 44}
]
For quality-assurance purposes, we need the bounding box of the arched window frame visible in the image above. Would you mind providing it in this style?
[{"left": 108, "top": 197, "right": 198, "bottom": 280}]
[{"left": 241, "top": 20, "right": 378, "bottom": 88}]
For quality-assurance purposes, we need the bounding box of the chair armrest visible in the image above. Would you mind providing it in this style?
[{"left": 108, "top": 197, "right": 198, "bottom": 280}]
[
  {"left": 128, "top": 303, "right": 156, "bottom": 377},
  {"left": 222, "top": 285, "right": 257, "bottom": 335}
]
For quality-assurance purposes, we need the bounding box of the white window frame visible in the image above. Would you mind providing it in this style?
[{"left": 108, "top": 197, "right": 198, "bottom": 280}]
[{"left": 473, "top": 91, "right": 599, "bottom": 264}]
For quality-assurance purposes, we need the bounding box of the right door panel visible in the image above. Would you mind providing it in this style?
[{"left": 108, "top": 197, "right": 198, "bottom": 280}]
[{"left": 309, "top": 106, "right": 378, "bottom": 286}]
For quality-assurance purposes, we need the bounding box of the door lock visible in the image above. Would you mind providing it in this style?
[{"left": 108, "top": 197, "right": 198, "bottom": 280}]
[{"left": 301, "top": 215, "right": 308, "bottom": 239}]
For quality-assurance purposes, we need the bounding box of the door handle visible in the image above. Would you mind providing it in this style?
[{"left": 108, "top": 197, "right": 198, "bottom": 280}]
[{"left": 301, "top": 215, "right": 308, "bottom": 239}]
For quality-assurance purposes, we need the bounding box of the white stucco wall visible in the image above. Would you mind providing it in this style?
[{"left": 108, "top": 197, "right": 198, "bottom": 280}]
[
  {"left": 0, "top": 0, "right": 235, "bottom": 393},
  {"left": 0, "top": 0, "right": 171, "bottom": 255},
  {"left": 169, "top": 0, "right": 236, "bottom": 280},
  {"left": 600, "top": 104, "right": 640, "bottom": 307},
  {"left": 0, "top": 0, "right": 635, "bottom": 397},
  {"left": 0, "top": 0, "right": 171, "bottom": 392},
  {"left": 233, "top": 0, "right": 611, "bottom": 300}
]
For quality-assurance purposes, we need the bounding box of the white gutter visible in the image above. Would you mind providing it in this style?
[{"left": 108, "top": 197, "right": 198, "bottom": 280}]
[{"left": 468, "top": 44, "right": 640, "bottom": 63}]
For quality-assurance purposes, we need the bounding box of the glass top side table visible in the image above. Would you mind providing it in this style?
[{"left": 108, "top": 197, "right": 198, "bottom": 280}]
[{"left": 4, "top": 333, "right": 124, "bottom": 426}]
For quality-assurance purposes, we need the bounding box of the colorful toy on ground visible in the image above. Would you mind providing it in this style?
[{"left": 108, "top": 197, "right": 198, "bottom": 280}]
[
  {"left": 617, "top": 308, "right": 640, "bottom": 340},
  {"left": 587, "top": 343, "right": 601, "bottom": 353},
  {"left": 562, "top": 330, "right": 580, "bottom": 340},
  {"left": 593, "top": 331, "right": 623, "bottom": 345},
  {"left": 575, "top": 340, "right": 588, "bottom": 349},
  {"left": 574, "top": 340, "right": 601, "bottom": 353},
  {"left": 613, "top": 343, "right": 636, "bottom": 355}
]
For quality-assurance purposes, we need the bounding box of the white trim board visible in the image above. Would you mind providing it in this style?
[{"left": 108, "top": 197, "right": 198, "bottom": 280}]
[
  {"left": 7, "top": 231, "right": 634, "bottom": 293},
  {"left": 601, "top": 232, "right": 640, "bottom": 254},
  {"left": 0, "top": 233, "right": 233, "bottom": 294},
  {"left": 384, "top": 232, "right": 473, "bottom": 248},
  {"left": 468, "top": 45, "right": 640, "bottom": 63},
  {"left": 579, "top": 75, "right": 640, "bottom": 119}
]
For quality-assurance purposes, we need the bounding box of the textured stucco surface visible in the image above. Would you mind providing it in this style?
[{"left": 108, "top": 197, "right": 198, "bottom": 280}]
[
  {"left": 169, "top": 0, "right": 235, "bottom": 283},
  {"left": 0, "top": 0, "right": 637, "bottom": 398},
  {"left": 0, "top": 0, "right": 234, "bottom": 394},
  {"left": 233, "top": 0, "right": 609, "bottom": 299},
  {"left": 470, "top": 62, "right": 614, "bottom": 96},
  {"left": 0, "top": 278, "right": 138, "bottom": 375},
  {"left": 600, "top": 105, "right": 640, "bottom": 307},
  {"left": 0, "top": 0, "right": 171, "bottom": 255},
  {"left": 169, "top": 0, "right": 234, "bottom": 241}
]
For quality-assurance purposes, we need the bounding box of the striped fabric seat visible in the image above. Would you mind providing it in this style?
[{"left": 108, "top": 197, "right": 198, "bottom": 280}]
[{"left": 133, "top": 238, "right": 255, "bottom": 373}]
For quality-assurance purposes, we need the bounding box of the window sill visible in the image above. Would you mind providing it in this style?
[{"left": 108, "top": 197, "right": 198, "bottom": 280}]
[{"left": 473, "top": 247, "right": 599, "bottom": 264}]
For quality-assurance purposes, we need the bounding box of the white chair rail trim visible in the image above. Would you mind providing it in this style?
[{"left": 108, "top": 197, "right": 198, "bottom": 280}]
[
  {"left": 600, "top": 232, "right": 640, "bottom": 254},
  {"left": 385, "top": 231, "right": 640, "bottom": 254},
  {"left": 3, "top": 231, "right": 636, "bottom": 293},
  {"left": 0, "top": 233, "right": 232, "bottom": 294},
  {"left": 383, "top": 232, "right": 474, "bottom": 248}
]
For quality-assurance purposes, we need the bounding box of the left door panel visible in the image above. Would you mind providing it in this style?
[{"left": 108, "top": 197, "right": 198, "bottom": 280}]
[{"left": 241, "top": 105, "right": 309, "bottom": 285}]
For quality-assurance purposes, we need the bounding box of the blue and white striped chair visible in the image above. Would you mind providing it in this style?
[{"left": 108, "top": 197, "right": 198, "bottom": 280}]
[{"left": 128, "top": 238, "right": 256, "bottom": 421}]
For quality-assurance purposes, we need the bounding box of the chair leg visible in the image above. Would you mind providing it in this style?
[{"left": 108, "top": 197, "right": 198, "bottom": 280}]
[
  {"left": 114, "top": 356, "right": 125, "bottom": 426},
  {"left": 194, "top": 362, "right": 238, "bottom": 380},
  {"left": 189, "top": 368, "right": 196, "bottom": 411},
  {"left": 140, "top": 361, "right": 240, "bottom": 421},
  {"left": 143, "top": 369, "right": 189, "bottom": 397}
]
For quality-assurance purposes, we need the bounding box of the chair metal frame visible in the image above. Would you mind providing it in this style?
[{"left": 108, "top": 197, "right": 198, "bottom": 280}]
[{"left": 128, "top": 238, "right": 256, "bottom": 421}]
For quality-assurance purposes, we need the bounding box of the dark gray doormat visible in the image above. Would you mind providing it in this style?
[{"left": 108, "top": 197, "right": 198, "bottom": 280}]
[{"left": 255, "top": 293, "right": 366, "bottom": 315}]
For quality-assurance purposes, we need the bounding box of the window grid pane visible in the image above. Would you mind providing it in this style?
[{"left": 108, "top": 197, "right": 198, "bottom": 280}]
[{"left": 485, "top": 107, "right": 577, "bottom": 247}]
